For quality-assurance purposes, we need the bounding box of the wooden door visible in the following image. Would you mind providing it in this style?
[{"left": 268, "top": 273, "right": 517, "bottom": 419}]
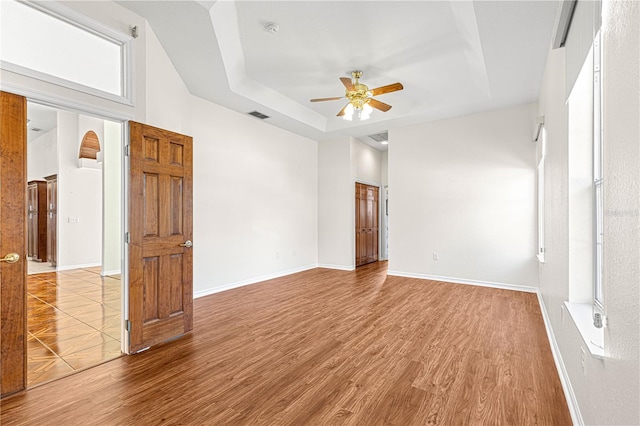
[
  {"left": 34, "top": 181, "right": 48, "bottom": 262},
  {"left": 355, "top": 183, "right": 379, "bottom": 267},
  {"left": 128, "top": 122, "right": 193, "bottom": 353},
  {"left": 45, "top": 175, "right": 57, "bottom": 267},
  {"left": 27, "top": 183, "right": 37, "bottom": 258},
  {"left": 27, "top": 181, "right": 47, "bottom": 261},
  {"left": 0, "top": 91, "right": 27, "bottom": 397}
]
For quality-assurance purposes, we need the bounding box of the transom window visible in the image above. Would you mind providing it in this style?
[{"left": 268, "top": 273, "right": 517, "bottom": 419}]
[{"left": 0, "top": 0, "right": 131, "bottom": 103}]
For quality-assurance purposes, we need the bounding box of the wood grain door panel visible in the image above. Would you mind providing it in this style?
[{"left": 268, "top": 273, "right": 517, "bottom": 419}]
[
  {"left": 129, "top": 122, "right": 193, "bottom": 353},
  {"left": 45, "top": 176, "right": 57, "bottom": 267},
  {"left": 0, "top": 91, "right": 27, "bottom": 397},
  {"left": 355, "top": 183, "right": 379, "bottom": 267}
]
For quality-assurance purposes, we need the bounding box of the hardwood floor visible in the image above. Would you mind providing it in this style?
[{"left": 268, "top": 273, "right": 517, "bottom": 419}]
[
  {"left": 1, "top": 262, "right": 570, "bottom": 425},
  {"left": 26, "top": 267, "right": 122, "bottom": 387}
]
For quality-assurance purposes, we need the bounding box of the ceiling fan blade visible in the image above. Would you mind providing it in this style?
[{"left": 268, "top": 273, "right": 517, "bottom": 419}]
[
  {"left": 371, "top": 82, "right": 404, "bottom": 96},
  {"left": 340, "top": 77, "right": 354, "bottom": 91},
  {"left": 310, "top": 97, "right": 343, "bottom": 102},
  {"left": 337, "top": 104, "right": 350, "bottom": 116},
  {"left": 369, "top": 98, "right": 392, "bottom": 112}
]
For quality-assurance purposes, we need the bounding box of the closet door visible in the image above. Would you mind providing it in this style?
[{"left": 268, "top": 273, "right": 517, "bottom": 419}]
[
  {"left": 355, "top": 183, "right": 379, "bottom": 267},
  {"left": 27, "top": 181, "right": 48, "bottom": 262},
  {"left": 45, "top": 175, "right": 57, "bottom": 267},
  {"left": 27, "top": 183, "right": 37, "bottom": 258}
]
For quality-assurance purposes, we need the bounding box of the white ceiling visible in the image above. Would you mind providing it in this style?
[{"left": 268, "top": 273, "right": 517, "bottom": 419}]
[
  {"left": 27, "top": 102, "right": 57, "bottom": 142},
  {"left": 118, "top": 1, "right": 558, "bottom": 151}
]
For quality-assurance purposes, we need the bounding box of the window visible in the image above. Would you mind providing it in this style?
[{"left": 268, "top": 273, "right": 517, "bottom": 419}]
[
  {"left": 593, "top": 30, "right": 604, "bottom": 312},
  {"left": 537, "top": 127, "right": 546, "bottom": 263},
  {"left": 0, "top": 0, "right": 132, "bottom": 103}
]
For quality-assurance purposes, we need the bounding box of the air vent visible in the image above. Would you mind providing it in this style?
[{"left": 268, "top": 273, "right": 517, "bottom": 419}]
[
  {"left": 247, "top": 111, "right": 270, "bottom": 120},
  {"left": 368, "top": 131, "right": 388, "bottom": 143},
  {"left": 30, "top": 128, "right": 42, "bottom": 132}
]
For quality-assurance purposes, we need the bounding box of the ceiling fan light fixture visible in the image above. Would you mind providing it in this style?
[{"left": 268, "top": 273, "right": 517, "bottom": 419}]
[
  {"left": 361, "top": 103, "right": 373, "bottom": 120},
  {"left": 312, "top": 70, "right": 403, "bottom": 121},
  {"left": 343, "top": 103, "right": 355, "bottom": 121}
]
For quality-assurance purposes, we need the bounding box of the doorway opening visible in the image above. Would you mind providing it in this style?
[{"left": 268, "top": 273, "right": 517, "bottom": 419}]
[
  {"left": 355, "top": 182, "right": 380, "bottom": 267},
  {"left": 25, "top": 101, "right": 123, "bottom": 387}
]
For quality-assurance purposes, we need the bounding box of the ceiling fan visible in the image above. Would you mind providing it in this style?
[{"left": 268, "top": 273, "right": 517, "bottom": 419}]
[{"left": 310, "top": 70, "right": 403, "bottom": 121}]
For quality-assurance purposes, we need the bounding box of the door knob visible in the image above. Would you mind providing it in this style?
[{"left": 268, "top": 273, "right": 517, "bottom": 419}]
[
  {"left": 0, "top": 253, "right": 20, "bottom": 263},
  {"left": 180, "top": 240, "right": 193, "bottom": 248}
]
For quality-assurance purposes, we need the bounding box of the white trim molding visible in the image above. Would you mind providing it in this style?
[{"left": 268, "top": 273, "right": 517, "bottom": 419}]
[
  {"left": 193, "top": 264, "right": 318, "bottom": 299},
  {"left": 537, "top": 292, "right": 584, "bottom": 425},
  {"left": 386, "top": 270, "right": 538, "bottom": 293}
]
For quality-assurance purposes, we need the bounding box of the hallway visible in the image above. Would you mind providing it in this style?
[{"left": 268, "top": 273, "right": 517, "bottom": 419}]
[{"left": 27, "top": 267, "right": 122, "bottom": 386}]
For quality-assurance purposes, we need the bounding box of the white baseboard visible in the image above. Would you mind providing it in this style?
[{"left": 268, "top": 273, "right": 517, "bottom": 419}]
[
  {"left": 536, "top": 292, "right": 583, "bottom": 425},
  {"left": 101, "top": 269, "right": 121, "bottom": 276},
  {"left": 386, "top": 270, "right": 538, "bottom": 293},
  {"left": 56, "top": 262, "right": 101, "bottom": 271},
  {"left": 193, "top": 264, "right": 318, "bottom": 299},
  {"left": 317, "top": 264, "right": 355, "bottom": 271}
]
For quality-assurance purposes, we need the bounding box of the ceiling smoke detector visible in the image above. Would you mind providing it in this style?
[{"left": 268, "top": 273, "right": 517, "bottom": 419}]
[{"left": 264, "top": 22, "right": 279, "bottom": 34}]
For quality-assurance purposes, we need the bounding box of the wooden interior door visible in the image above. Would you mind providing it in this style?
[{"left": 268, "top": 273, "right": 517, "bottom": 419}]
[
  {"left": 27, "top": 181, "right": 47, "bottom": 262},
  {"left": 0, "top": 91, "right": 27, "bottom": 397},
  {"left": 128, "top": 122, "right": 193, "bottom": 353},
  {"left": 355, "top": 183, "right": 379, "bottom": 267},
  {"left": 27, "top": 183, "right": 37, "bottom": 258},
  {"left": 45, "top": 175, "right": 57, "bottom": 267}
]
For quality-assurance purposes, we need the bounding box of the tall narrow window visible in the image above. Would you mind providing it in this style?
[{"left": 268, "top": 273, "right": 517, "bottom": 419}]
[
  {"left": 593, "top": 30, "right": 604, "bottom": 310},
  {"left": 537, "top": 127, "right": 546, "bottom": 263}
]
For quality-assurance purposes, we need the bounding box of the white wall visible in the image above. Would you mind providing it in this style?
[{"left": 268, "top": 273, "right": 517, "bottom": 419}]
[
  {"left": 350, "top": 138, "right": 382, "bottom": 184},
  {"left": 318, "top": 137, "right": 353, "bottom": 269},
  {"left": 144, "top": 21, "right": 191, "bottom": 135},
  {"left": 538, "top": 1, "right": 640, "bottom": 423},
  {"left": 27, "top": 128, "right": 58, "bottom": 181},
  {"left": 103, "top": 120, "right": 121, "bottom": 275},
  {"left": 142, "top": 21, "right": 318, "bottom": 295},
  {"left": 381, "top": 151, "right": 388, "bottom": 186},
  {"left": 56, "top": 112, "right": 103, "bottom": 269},
  {"left": 190, "top": 96, "right": 318, "bottom": 295},
  {"left": 389, "top": 103, "right": 539, "bottom": 289},
  {"left": 381, "top": 150, "right": 389, "bottom": 260}
]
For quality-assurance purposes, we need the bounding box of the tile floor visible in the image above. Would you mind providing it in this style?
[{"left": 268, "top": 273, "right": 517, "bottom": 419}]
[{"left": 27, "top": 267, "right": 122, "bottom": 387}]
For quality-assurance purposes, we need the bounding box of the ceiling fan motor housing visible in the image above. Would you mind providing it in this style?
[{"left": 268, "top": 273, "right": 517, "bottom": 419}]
[{"left": 347, "top": 80, "right": 373, "bottom": 109}]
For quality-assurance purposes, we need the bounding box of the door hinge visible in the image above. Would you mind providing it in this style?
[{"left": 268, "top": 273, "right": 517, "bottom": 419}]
[
  {"left": 125, "top": 319, "right": 131, "bottom": 332},
  {"left": 124, "top": 145, "right": 130, "bottom": 156},
  {"left": 125, "top": 232, "right": 130, "bottom": 244}
]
